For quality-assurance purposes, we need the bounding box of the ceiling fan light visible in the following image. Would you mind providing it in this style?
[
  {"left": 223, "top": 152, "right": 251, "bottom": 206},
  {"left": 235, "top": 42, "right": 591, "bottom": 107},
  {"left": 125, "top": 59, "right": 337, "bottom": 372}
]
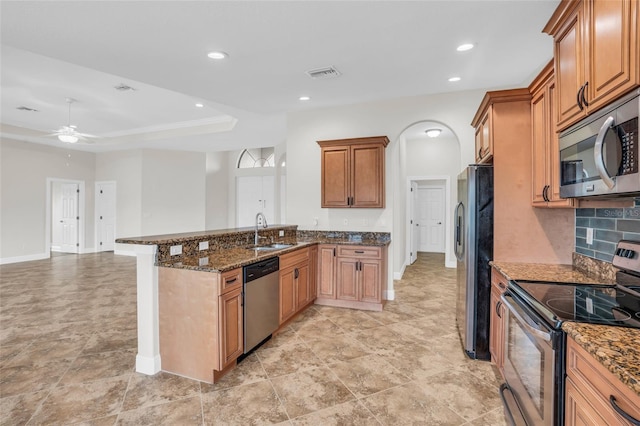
[
  {"left": 58, "top": 134, "right": 79, "bottom": 143},
  {"left": 425, "top": 129, "right": 442, "bottom": 138}
]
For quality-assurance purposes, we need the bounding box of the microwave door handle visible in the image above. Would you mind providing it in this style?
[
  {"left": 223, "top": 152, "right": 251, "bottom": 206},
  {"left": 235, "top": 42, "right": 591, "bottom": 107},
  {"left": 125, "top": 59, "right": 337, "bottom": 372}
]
[
  {"left": 594, "top": 116, "right": 616, "bottom": 189},
  {"left": 500, "top": 294, "right": 552, "bottom": 342}
]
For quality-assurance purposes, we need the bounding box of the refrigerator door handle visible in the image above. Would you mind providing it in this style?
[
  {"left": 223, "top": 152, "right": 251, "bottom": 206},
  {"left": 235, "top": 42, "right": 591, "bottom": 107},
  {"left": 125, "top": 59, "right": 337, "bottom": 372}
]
[{"left": 454, "top": 201, "right": 464, "bottom": 261}]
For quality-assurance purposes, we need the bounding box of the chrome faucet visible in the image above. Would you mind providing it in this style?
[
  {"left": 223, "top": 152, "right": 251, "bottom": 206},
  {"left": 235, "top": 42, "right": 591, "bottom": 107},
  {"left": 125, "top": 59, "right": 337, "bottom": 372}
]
[{"left": 255, "top": 212, "right": 268, "bottom": 245}]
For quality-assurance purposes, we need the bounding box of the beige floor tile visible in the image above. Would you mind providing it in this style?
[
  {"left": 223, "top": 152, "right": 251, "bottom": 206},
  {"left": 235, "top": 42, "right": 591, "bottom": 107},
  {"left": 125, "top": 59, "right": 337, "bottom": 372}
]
[
  {"left": 116, "top": 396, "right": 202, "bottom": 425},
  {"left": 302, "top": 333, "right": 371, "bottom": 363},
  {"left": 290, "top": 400, "right": 380, "bottom": 425},
  {"left": 328, "top": 354, "right": 410, "bottom": 398},
  {"left": 0, "top": 390, "right": 49, "bottom": 426},
  {"left": 200, "top": 352, "right": 267, "bottom": 391},
  {"left": 82, "top": 329, "right": 137, "bottom": 355},
  {"left": 270, "top": 367, "right": 354, "bottom": 419},
  {"left": 28, "top": 376, "right": 129, "bottom": 424},
  {"left": 5, "top": 335, "right": 90, "bottom": 366},
  {"left": 202, "top": 379, "right": 288, "bottom": 425},
  {"left": 361, "top": 381, "right": 466, "bottom": 425},
  {"left": 465, "top": 406, "right": 508, "bottom": 426},
  {"left": 289, "top": 317, "right": 344, "bottom": 339},
  {"left": 256, "top": 341, "right": 324, "bottom": 378},
  {"left": 0, "top": 357, "right": 73, "bottom": 398},
  {"left": 121, "top": 371, "right": 201, "bottom": 411},
  {"left": 60, "top": 349, "right": 136, "bottom": 385}
]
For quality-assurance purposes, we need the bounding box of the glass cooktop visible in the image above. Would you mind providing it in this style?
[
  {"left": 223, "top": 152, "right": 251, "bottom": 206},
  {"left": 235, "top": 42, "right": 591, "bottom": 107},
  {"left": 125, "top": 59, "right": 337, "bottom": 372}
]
[{"left": 509, "top": 281, "right": 640, "bottom": 330}]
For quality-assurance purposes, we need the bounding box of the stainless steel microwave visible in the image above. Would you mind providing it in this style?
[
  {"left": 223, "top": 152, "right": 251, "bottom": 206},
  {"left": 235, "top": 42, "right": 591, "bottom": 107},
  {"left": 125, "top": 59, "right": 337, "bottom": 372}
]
[{"left": 559, "top": 90, "right": 639, "bottom": 198}]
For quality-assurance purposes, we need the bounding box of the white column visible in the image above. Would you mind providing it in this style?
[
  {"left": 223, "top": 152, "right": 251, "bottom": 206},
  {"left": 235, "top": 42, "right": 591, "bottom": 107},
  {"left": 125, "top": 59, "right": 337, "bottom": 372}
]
[{"left": 131, "top": 244, "right": 161, "bottom": 375}]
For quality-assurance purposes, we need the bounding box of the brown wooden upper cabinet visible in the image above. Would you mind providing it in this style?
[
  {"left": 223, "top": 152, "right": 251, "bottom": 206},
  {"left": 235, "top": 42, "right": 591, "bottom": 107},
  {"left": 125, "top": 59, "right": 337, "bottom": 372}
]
[
  {"left": 317, "top": 136, "right": 389, "bottom": 208},
  {"left": 544, "top": 0, "right": 639, "bottom": 131},
  {"left": 530, "top": 61, "right": 576, "bottom": 208}
]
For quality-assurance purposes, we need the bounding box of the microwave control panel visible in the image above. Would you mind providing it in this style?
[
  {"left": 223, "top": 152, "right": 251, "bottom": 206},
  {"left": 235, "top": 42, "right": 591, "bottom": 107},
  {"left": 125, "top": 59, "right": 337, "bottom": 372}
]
[{"left": 619, "top": 117, "right": 638, "bottom": 175}]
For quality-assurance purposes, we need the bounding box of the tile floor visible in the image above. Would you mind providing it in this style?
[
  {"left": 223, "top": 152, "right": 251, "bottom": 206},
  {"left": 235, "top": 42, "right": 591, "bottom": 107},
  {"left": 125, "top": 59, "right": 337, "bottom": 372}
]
[{"left": 0, "top": 252, "right": 506, "bottom": 425}]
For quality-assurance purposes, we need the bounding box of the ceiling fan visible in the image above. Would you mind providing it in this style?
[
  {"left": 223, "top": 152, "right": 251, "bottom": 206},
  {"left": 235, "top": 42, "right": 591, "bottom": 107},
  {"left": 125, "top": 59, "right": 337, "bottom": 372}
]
[{"left": 49, "top": 98, "right": 97, "bottom": 144}]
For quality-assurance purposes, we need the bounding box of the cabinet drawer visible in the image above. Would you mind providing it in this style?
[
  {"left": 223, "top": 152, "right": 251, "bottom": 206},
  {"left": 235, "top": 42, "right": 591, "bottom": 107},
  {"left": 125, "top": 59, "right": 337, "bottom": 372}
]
[
  {"left": 566, "top": 338, "right": 640, "bottom": 425},
  {"left": 491, "top": 268, "right": 508, "bottom": 293},
  {"left": 219, "top": 268, "right": 242, "bottom": 295},
  {"left": 336, "top": 245, "right": 382, "bottom": 259},
  {"left": 280, "top": 247, "right": 309, "bottom": 270}
]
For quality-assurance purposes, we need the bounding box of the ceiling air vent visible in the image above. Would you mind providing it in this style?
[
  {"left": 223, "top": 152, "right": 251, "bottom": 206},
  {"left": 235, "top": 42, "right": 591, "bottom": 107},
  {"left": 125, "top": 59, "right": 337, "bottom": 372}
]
[
  {"left": 306, "top": 66, "right": 341, "bottom": 79},
  {"left": 16, "top": 106, "right": 38, "bottom": 112},
  {"left": 114, "top": 83, "right": 136, "bottom": 92}
]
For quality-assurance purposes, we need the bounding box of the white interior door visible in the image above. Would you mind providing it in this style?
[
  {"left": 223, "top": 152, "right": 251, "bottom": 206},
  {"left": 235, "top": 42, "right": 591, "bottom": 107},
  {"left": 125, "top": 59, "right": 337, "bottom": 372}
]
[
  {"left": 96, "top": 182, "right": 116, "bottom": 252},
  {"left": 410, "top": 182, "right": 419, "bottom": 264},
  {"left": 60, "top": 183, "right": 79, "bottom": 253},
  {"left": 418, "top": 186, "right": 445, "bottom": 253},
  {"left": 237, "top": 176, "right": 275, "bottom": 227}
]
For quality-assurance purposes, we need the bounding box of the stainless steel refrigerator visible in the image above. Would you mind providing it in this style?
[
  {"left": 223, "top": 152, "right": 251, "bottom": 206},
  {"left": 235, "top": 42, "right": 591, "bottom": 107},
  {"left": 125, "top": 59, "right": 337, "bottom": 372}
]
[{"left": 454, "top": 164, "right": 493, "bottom": 360}]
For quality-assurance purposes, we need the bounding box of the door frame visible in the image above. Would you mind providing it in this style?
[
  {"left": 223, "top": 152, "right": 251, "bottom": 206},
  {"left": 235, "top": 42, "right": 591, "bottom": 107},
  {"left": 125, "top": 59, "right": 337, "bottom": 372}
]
[
  {"left": 46, "top": 178, "right": 86, "bottom": 255},
  {"left": 409, "top": 181, "right": 418, "bottom": 264},
  {"left": 95, "top": 181, "right": 117, "bottom": 252},
  {"left": 406, "top": 175, "right": 453, "bottom": 268}
]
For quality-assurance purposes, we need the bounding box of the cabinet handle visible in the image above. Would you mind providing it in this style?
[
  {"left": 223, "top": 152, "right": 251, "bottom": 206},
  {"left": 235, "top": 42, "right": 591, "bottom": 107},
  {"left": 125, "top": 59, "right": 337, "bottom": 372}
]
[
  {"left": 226, "top": 278, "right": 237, "bottom": 284},
  {"left": 581, "top": 81, "right": 589, "bottom": 107},
  {"left": 577, "top": 84, "right": 585, "bottom": 110},
  {"left": 333, "top": 248, "right": 336, "bottom": 257},
  {"left": 478, "top": 146, "right": 483, "bottom": 158},
  {"left": 355, "top": 250, "right": 365, "bottom": 254},
  {"left": 294, "top": 268, "right": 299, "bottom": 279},
  {"left": 496, "top": 301, "right": 502, "bottom": 318},
  {"left": 499, "top": 282, "right": 506, "bottom": 290},
  {"left": 542, "top": 185, "right": 550, "bottom": 202},
  {"left": 609, "top": 395, "right": 640, "bottom": 425}
]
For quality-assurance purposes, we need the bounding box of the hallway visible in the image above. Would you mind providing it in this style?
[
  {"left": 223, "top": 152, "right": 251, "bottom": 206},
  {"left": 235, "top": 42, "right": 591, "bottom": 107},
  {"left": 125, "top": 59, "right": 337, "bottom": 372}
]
[{"left": 1, "top": 252, "right": 505, "bottom": 425}]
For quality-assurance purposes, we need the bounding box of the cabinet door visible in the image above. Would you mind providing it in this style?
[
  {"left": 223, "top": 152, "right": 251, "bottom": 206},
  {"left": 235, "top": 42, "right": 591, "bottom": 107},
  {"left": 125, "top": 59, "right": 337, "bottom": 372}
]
[
  {"left": 585, "top": 0, "right": 639, "bottom": 112},
  {"left": 321, "top": 146, "right": 350, "bottom": 207},
  {"left": 531, "top": 84, "right": 549, "bottom": 206},
  {"left": 360, "top": 259, "right": 382, "bottom": 303},
  {"left": 309, "top": 245, "right": 318, "bottom": 302},
  {"left": 565, "top": 378, "right": 608, "bottom": 426},
  {"left": 554, "top": 2, "right": 587, "bottom": 130},
  {"left": 295, "top": 263, "right": 310, "bottom": 308},
  {"left": 317, "top": 245, "right": 336, "bottom": 298},
  {"left": 351, "top": 144, "right": 384, "bottom": 208},
  {"left": 279, "top": 266, "right": 297, "bottom": 324},
  {"left": 489, "top": 284, "right": 504, "bottom": 371},
  {"left": 219, "top": 287, "right": 243, "bottom": 369},
  {"left": 336, "top": 257, "right": 359, "bottom": 301}
]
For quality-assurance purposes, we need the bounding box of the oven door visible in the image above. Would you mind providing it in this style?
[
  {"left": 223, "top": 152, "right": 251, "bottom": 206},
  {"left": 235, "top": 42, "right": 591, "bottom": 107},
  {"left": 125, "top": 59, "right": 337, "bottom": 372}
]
[{"left": 500, "top": 292, "right": 559, "bottom": 426}]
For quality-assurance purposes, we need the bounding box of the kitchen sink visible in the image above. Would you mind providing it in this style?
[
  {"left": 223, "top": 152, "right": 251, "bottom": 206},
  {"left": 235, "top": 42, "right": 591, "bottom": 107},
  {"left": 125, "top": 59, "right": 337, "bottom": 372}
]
[{"left": 248, "top": 243, "right": 293, "bottom": 251}]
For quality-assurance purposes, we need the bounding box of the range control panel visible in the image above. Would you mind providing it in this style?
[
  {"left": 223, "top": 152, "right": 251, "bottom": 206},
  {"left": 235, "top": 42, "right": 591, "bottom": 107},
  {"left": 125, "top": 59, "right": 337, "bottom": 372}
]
[{"left": 612, "top": 240, "right": 640, "bottom": 273}]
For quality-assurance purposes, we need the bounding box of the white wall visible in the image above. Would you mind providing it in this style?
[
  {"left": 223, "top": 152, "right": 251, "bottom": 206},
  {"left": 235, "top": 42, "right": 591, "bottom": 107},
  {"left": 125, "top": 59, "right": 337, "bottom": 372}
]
[
  {"left": 95, "top": 150, "right": 143, "bottom": 238},
  {"left": 140, "top": 150, "right": 206, "bottom": 235},
  {"left": 286, "top": 89, "right": 485, "bottom": 282},
  {"left": 0, "top": 138, "right": 96, "bottom": 261},
  {"left": 205, "top": 151, "right": 230, "bottom": 230}
]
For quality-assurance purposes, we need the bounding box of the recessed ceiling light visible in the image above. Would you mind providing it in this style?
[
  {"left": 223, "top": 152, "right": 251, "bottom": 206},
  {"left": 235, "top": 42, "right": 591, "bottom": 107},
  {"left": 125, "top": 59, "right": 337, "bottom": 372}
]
[
  {"left": 299, "top": 96, "right": 311, "bottom": 101},
  {"left": 207, "top": 51, "right": 228, "bottom": 60},
  {"left": 425, "top": 129, "right": 442, "bottom": 138},
  {"left": 195, "top": 103, "right": 204, "bottom": 108},
  {"left": 456, "top": 43, "right": 474, "bottom": 52},
  {"left": 448, "top": 77, "right": 461, "bottom": 82}
]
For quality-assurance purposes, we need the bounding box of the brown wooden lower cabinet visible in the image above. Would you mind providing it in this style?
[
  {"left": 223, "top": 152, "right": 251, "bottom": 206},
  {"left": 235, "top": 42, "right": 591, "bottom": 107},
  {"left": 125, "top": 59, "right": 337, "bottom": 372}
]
[
  {"left": 158, "top": 266, "right": 243, "bottom": 383},
  {"left": 315, "top": 244, "right": 386, "bottom": 311},
  {"left": 489, "top": 267, "right": 508, "bottom": 376},
  {"left": 279, "top": 247, "right": 314, "bottom": 325},
  {"left": 565, "top": 337, "right": 640, "bottom": 426}
]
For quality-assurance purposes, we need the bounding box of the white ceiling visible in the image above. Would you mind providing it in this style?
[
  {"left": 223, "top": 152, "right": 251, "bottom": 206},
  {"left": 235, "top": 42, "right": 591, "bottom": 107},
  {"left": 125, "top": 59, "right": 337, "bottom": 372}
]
[{"left": 0, "top": 0, "right": 560, "bottom": 153}]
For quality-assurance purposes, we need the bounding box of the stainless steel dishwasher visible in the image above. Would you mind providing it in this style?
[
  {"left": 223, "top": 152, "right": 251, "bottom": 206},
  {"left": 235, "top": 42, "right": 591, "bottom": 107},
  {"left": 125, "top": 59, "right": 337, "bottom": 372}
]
[{"left": 243, "top": 257, "right": 279, "bottom": 354}]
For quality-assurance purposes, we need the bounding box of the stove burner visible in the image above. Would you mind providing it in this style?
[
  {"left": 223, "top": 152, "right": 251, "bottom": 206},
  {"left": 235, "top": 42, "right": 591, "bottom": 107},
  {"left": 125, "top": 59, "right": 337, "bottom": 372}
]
[{"left": 545, "top": 298, "right": 577, "bottom": 317}]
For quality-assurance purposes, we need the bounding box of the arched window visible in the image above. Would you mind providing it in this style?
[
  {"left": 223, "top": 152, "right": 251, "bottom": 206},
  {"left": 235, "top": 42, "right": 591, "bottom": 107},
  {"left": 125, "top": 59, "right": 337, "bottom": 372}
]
[{"left": 237, "top": 148, "right": 275, "bottom": 168}]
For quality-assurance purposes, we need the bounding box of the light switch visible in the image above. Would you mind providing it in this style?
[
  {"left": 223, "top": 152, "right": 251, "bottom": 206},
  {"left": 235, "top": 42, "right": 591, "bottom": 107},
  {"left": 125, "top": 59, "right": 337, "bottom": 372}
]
[
  {"left": 170, "top": 245, "right": 182, "bottom": 256},
  {"left": 199, "top": 241, "right": 209, "bottom": 251}
]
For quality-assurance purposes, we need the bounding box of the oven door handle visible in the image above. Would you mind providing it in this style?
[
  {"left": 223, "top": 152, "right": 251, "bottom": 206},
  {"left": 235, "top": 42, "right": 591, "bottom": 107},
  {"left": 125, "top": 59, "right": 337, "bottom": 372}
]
[
  {"left": 594, "top": 115, "right": 616, "bottom": 189},
  {"left": 501, "top": 294, "right": 552, "bottom": 342}
]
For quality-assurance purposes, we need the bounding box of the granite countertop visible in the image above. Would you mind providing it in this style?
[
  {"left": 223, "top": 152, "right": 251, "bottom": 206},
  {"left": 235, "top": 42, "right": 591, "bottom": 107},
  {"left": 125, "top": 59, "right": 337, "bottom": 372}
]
[
  {"left": 158, "top": 236, "right": 390, "bottom": 272},
  {"left": 563, "top": 322, "right": 640, "bottom": 397},
  {"left": 115, "top": 225, "right": 298, "bottom": 245},
  {"left": 489, "top": 261, "right": 614, "bottom": 284}
]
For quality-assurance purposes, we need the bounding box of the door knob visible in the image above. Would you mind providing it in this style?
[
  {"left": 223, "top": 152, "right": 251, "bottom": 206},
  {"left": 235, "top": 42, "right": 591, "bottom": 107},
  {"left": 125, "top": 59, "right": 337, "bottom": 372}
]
[{"left": 438, "top": 222, "right": 442, "bottom": 224}]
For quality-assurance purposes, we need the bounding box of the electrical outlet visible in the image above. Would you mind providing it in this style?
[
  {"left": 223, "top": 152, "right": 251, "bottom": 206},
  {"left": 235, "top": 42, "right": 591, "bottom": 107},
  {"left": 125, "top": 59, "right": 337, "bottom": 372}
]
[
  {"left": 199, "top": 241, "right": 209, "bottom": 251},
  {"left": 198, "top": 257, "right": 209, "bottom": 266},
  {"left": 170, "top": 245, "right": 182, "bottom": 256},
  {"left": 586, "top": 228, "right": 594, "bottom": 245},
  {"left": 279, "top": 230, "right": 285, "bottom": 237}
]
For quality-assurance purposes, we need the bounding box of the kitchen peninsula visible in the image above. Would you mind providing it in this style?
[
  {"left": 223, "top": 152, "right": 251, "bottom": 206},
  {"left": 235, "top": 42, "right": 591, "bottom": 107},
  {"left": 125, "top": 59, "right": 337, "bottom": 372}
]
[{"left": 116, "top": 225, "right": 390, "bottom": 383}]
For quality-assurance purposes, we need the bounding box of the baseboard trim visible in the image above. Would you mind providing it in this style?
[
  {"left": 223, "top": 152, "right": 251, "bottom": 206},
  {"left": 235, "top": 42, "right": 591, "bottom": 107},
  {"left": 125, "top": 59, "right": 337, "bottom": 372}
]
[
  {"left": 384, "top": 289, "right": 395, "bottom": 301},
  {"left": 136, "top": 354, "right": 161, "bottom": 375},
  {"left": 0, "top": 252, "right": 49, "bottom": 265},
  {"left": 114, "top": 249, "right": 137, "bottom": 257},
  {"left": 393, "top": 263, "right": 407, "bottom": 280},
  {"left": 446, "top": 259, "right": 457, "bottom": 268}
]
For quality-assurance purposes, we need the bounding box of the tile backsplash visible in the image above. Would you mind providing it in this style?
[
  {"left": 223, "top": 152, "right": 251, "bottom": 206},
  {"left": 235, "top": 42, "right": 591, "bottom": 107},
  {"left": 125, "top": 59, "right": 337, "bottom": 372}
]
[{"left": 575, "top": 202, "right": 640, "bottom": 262}]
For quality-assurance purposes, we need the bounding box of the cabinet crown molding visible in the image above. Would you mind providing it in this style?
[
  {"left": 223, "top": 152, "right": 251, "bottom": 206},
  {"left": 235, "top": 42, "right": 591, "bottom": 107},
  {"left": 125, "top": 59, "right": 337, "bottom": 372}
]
[
  {"left": 542, "top": 0, "right": 581, "bottom": 35},
  {"left": 317, "top": 135, "right": 390, "bottom": 148},
  {"left": 471, "top": 88, "right": 532, "bottom": 127}
]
